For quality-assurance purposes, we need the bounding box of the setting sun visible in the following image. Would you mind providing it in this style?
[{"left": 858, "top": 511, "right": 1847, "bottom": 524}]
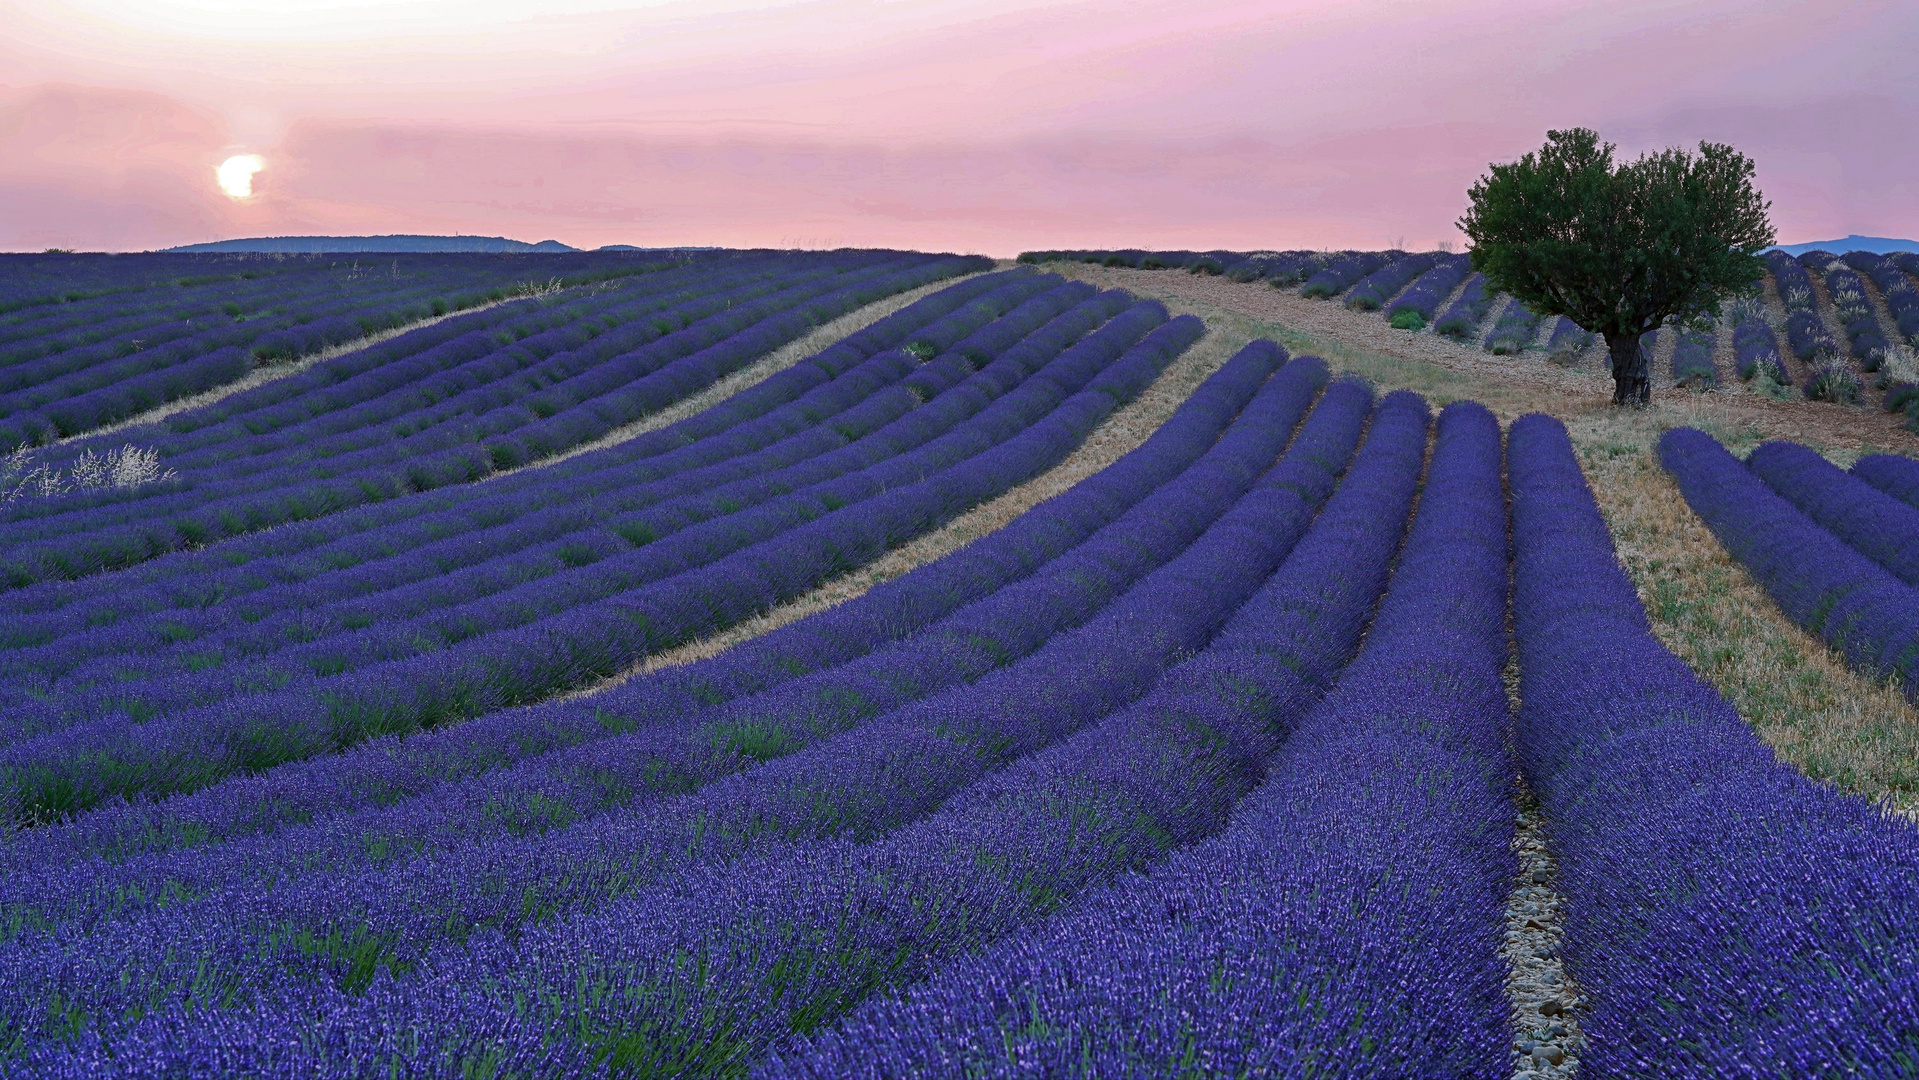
[{"left": 216, "top": 154, "right": 264, "bottom": 199}]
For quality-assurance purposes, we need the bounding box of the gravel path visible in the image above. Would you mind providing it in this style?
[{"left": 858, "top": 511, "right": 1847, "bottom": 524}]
[{"left": 1505, "top": 782, "right": 1586, "bottom": 1079}]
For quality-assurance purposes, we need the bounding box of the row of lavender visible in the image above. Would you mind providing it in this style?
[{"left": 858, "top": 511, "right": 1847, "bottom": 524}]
[
  {"left": 3, "top": 373, "right": 1909, "bottom": 1075},
  {"left": 0, "top": 251, "right": 689, "bottom": 449},
  {"left": 0, "top": 269, "right": 1221, "bottom": 829},
  {"left": 1016, "top": 248, "right": 1608, "bottom": 361},
  {"left": 1026, "top": 247, "right": 1919, "bottom": 398},
  {"left": 1662, "top": 425, "right": 1919, "bottom": 708},
  {"left": 0, "top": 334, "right": 1349, "bottom": 1070},
  {"left": 0, "top": 251, "right": 985, "bottom": 587}
]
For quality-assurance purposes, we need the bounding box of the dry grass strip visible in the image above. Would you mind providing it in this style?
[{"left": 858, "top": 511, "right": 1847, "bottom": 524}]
[
  {"left": 1046, "top": 263, "right": 1919, "bottom": 814},
  {"left": 75, "top": 296, "right": 530, "bottom": 445}
]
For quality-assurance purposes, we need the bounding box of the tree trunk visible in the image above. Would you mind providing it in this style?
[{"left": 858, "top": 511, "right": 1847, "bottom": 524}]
[{"left": 1606, "top": 332, "right": 1651, "bottom": 406}]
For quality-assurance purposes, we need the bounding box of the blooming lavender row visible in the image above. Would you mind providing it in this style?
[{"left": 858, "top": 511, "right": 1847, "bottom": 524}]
[
  {"left": 229, "top": 377, "right": 1398, "bottom": 1079},
  {"left": 768, "top": 400, "right": 1512, "bottom": 1080},
  {"left": 1732, "top": 316, "right": 1789, "bottom": 383},
  {"left": 0, "top": 348, "right": 1318, "bottom": 954},
  {"left": 10, "top": 256, "right": 775, "bottom": 482},
  {"left": 1298, "top": 249, "right": 1393, "bottom": 299},
  {"left": 1435, "top": 272, "right": 1494, "bottom": 340},
  {"left": 1512, "top": 414, "right": 1919, "bottom": 1077},
  {"left": 1767, "top": 250, "right": 1817, "bottom": 313},
  {"left": 0, "top": 254, "right": 926, "bottom": 537},
  {"left": 1765, "top": 252, "right": 1841, "bottom": 367},
  {"left": 1747, "top": 439, "right": 1919, "bottom": 588},
  {"left": 1659, "top": 427, "right": 1919, "bottom": 700},
  {"left": 0, "top": 290, "right": 1134, "bottom": 738},
  {"left": 0, "top": 312, "right": 1201, "bottom": 822},
  {"left": 0, "top": 258, "right": 814, "bottom": 530},
  {"left": 0, "top": 334, "right": 1284, "bottom": 883},
  {"left": 1229, "top": 251, "right": 1322, "bottom": 285},
  {"left": 0, "top": 253, "right": 687, "bottom": 449},
  {"left": 1817, "top": 257, "right": 1894, "bottom": 370},
  {"left": 1853, "top": 452, "right": 1919, "bottom": 510},
  {"left": 0, "top": 250, "right": 667, "bottom": 327},
  {"left": 1, "top": 267, "right": 1016, "bottom": 623},
  {"left": 0, "top": 344, "right": 1301, "bottom": 936},
  {"left": 0, "top": 256, "right": 975, "bottom": 584},
  {"left": 1669, "top": 324, "right": 1717, "bottom": 387},
  {"left": 1546, "top": 315, "right": 1596, "bottom": 355},
  {"left": 0, "top": 361, "right": 1365, "bottom": 1067},
  {"left": 1344, "top": 251, "right": 1439, "bottom": 311},
  {"left": 1385, "top": 253, "right": 1472, "bottom": 326},
  {"left": 1, "top": 279, "right": 1094, "bottom": 688},
  {"left": 1848, "top": 251, "right": 1919, "bottom": 345},
  {"left": 1486, "top": 298, "right": 1541, "bottom": 354}
]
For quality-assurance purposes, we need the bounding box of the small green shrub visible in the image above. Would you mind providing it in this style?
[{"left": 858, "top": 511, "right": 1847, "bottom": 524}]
[{"left": 1389, "top": 309, "right": 1426, "bottom": 331}]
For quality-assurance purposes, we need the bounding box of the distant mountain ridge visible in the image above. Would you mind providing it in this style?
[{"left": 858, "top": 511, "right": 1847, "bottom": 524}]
[
  {"left": 160, "top": 235, "right": 581, "bottom": 254},
  {"left": 1767, "top": 235, "right": 1919, "bottom": 257}
]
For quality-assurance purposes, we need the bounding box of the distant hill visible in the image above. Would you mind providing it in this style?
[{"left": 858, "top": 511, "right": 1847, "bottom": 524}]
[
  {"left": 1768, "top": 235, "right": 1919, "bottom": 257},
  {"left": 160, "top": 235, "right": 580, "bottom": 254}
]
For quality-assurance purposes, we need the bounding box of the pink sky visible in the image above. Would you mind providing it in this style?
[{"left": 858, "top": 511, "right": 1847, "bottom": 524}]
[{"left": 1, "top": 0, "right": 1913, "bottom": 254}]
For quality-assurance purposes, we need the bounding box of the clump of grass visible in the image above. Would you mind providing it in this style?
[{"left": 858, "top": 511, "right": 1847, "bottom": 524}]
[
  {"left": 1389, "top": 309, "right": 1425, "bottom": 331},
  {"left": 1803, "top": 360, "right": 1863, "bottom": 405},
  {"left": 1, "top": 443, "right": 175, "bottom": 503}
]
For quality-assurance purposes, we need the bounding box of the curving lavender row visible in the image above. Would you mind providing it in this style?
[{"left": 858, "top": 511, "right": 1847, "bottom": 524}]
[
  {"left": 1386, "top": 253, "right": 1472, "bottom": 327},
  {"left": 1343, "top": 251, "right": 1438, "bottom": 311},
  {"left": 0, "top": 255, "right": 971, "bottom": 581},
  {"left": 1545, "top": 314, "right": 1596, "bottom": 356},
  {"left": 0, "top": 345, "right": 1318, "bottom": 939},
  {"left": 1435, "top": 272, "right": 1494, "bottom": 340},
  {"left": 1748, "top": 440, "right": 1919, "bottom": 588},
  {"left": 0, "top": 279, "right": 1095, "bottom": 690},
  {"left": 1486, "top": 298, "right": 1542, "bottom": 355},
  {"left": 0, "top": 357, "right": 1368, "bottom": 1072},
  {"left": 1854, "top": 452, "right": 1919, "bottom": 510},
  {"left": 1817, "top": 258, "right": 1893, "bottom": 370},
  {"left": 1299, "top": 250, "right": 1393, "bottom": 299},
  {"left": 0, "top": 334, "right": 1287, "bottom": 881},
  {"left": 1847, "top": 251, "right": 1919, "bottom": 346},
  {"left": 0, "top": 311, "right": 1203, "bottom": 823},
  {"left": 1659, "top": 427, "right": 1919, "bottom": 700},
  {"left": 1, "top": 267, "right": 1017, "bottom": 623},
  {"left": 6, "top": 255, "right": 788, "bottom": 483},
  {"left": 767, "top": 400, "right": 1512, "bottom": 1079},
  {"left": 0, "top": 292, "right": 1146, "bottom": 740},
  {"left": 1669, "top": 324, "right": 1717, "bottom": 387},
  {"left": 0, "top": 252, "right": 688, "bottom": 449},
  {"left": 1512, "top": 414, "right": 1919, "bottom": 1077},
  {"left": 1733, "top": 316, "right": 1789, "bottom": 384}
]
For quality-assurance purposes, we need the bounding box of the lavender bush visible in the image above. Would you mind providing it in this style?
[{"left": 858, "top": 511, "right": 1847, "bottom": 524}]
[
  {"left": 1660, "top": 426, "right": 1919, "bottom": 699},
  {"left": 1514, "top": 414, "right": 1919, "bottom": 1076},
  {"left": 765, "top": 401, "right": 1513, "bottom": 1080},
  {"left": 1434, "top": 272, "right": 1494, "bottom": 340}
]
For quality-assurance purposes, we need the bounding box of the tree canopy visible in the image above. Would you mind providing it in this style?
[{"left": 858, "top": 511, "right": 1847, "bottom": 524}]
[{"left": 1458, "top": 128, "right": 1774, "bottom": 405}]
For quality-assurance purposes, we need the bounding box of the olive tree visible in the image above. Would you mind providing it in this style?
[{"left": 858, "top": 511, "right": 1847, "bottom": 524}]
[{"left": 1458, "top": 128, "right": 1774, "bottom": 405}]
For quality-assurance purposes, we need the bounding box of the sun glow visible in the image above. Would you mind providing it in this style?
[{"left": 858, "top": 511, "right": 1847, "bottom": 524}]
[{"left": 216, "top": 154, "right": 264, "bottom": 198}]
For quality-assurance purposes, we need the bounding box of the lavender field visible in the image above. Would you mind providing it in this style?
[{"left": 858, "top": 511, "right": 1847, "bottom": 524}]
[{"left": 0, "top": 251, "right": 1915, "bottom": 1078}]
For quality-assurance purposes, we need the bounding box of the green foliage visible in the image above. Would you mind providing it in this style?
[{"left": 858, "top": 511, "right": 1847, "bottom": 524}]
[
  {"left": 1389, "top": 309, "right": 1426, "bottom": 331},
  {"left": 1458, "top": 128, "right": 1773, "bottom": 346}
]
